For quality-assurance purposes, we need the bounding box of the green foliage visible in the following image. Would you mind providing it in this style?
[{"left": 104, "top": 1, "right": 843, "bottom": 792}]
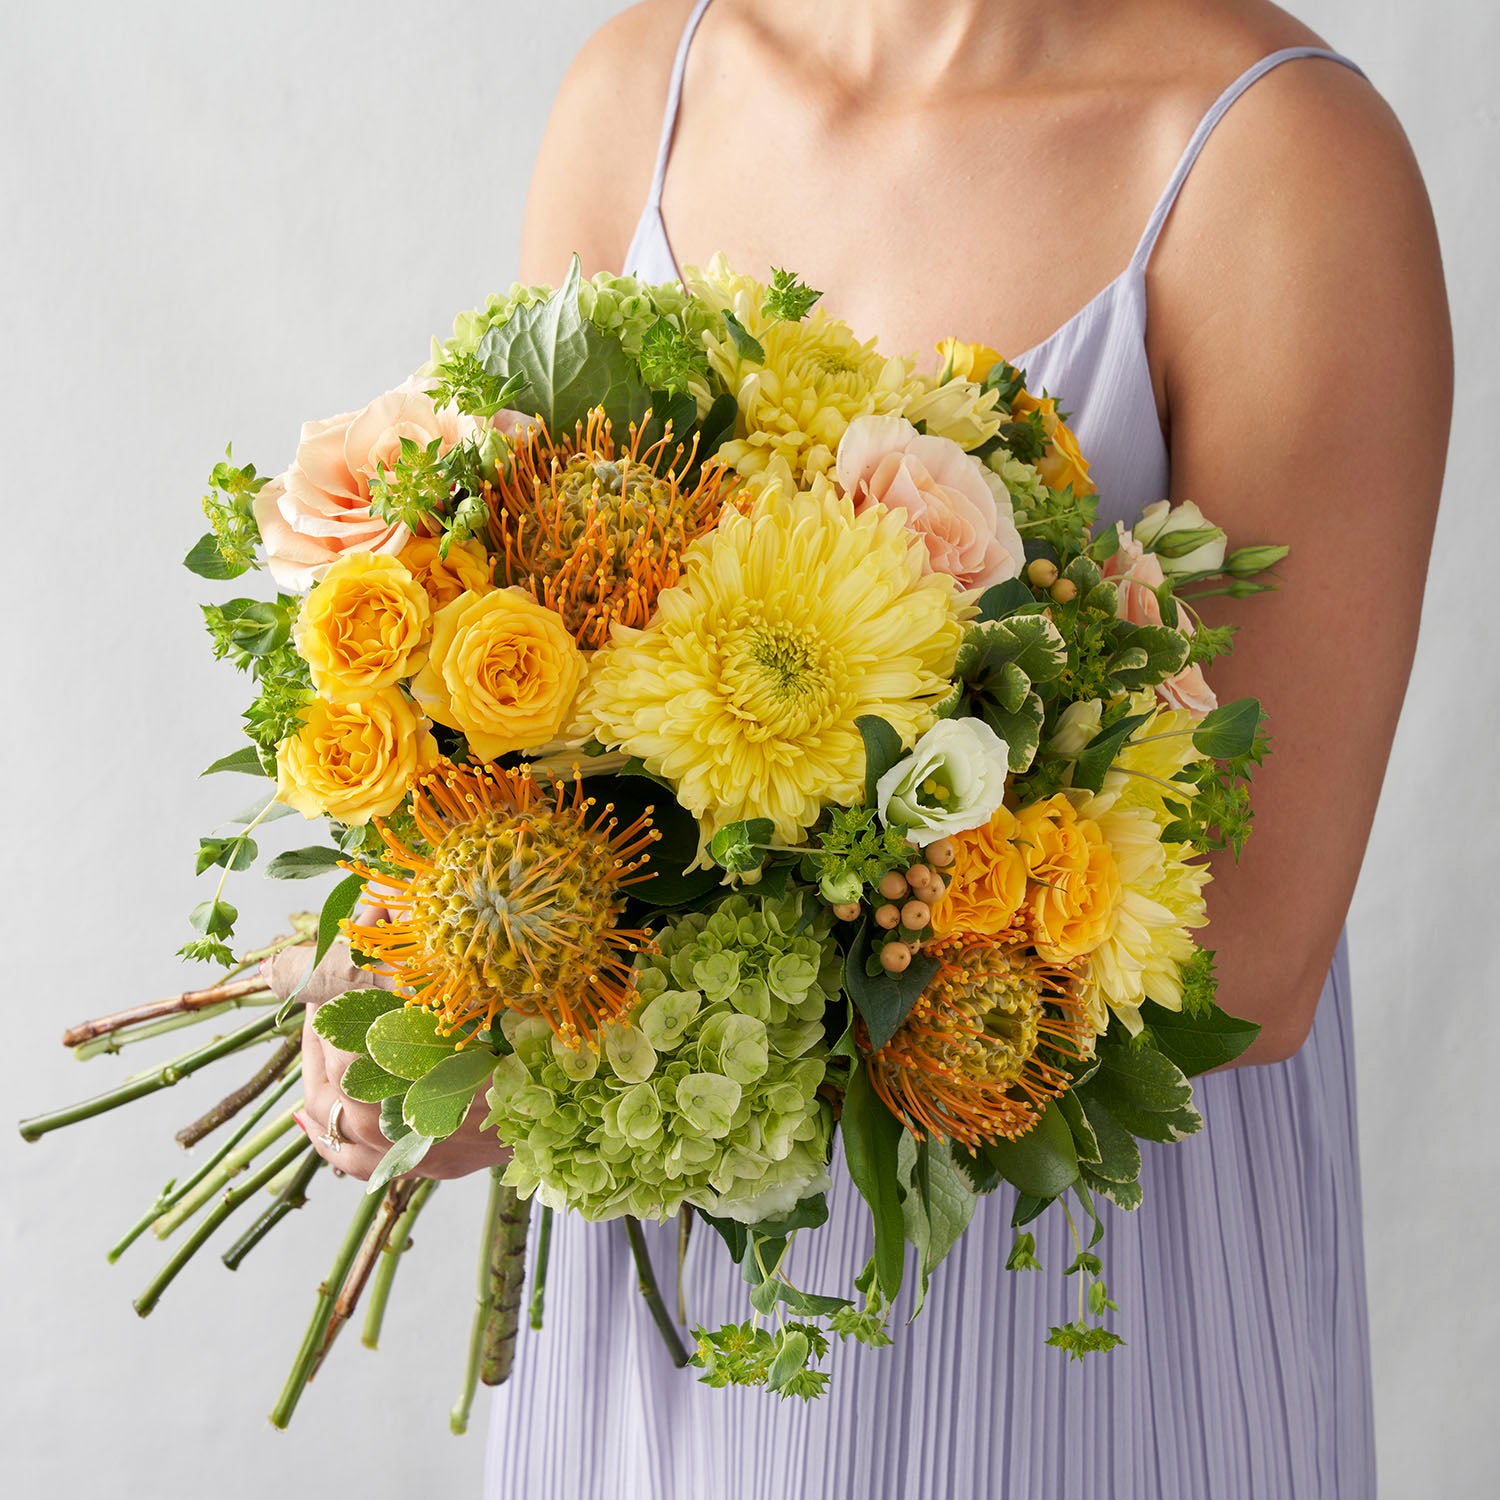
[
  {"left": 720, "top": 310, "right": 765, "bottom": 363},
  {"left": 185, "top": 451, "right": 268, "bottom": 579},
  {"left": 201, "top": 746, "right": 269, "bottom": 778},
  {"left": 1046, "top": 1321, "right": 1126, "bottom": 1360},
  {"left": 1137, "top": 993, "right": 1259, "bottom": 1076},
  {"left": 709, "top": 818, "right": 776, "bottom": 875},
  {"left": 176, "top": 936, "right": 236, "bottom": 968},
  {"left": 840, "top": 1065, "right": 906, "bottom": 1301},
  {"left": 857, "top": 714, "right": 905, "bottom": 806},
  {"left": 365, "top": 1006, "right": 457, "bottom": 1082},
  {"left": 1184, "top": 619, "right": 1238, "bottom": 667},
  {"left": 201, "top": 597, "right": 293, "bottom": 667},
  {"left": 365, "top": 1130, "right": 434, "bottom": 1194},
  {"left": 311, "top": 988, "right": 403, "bottom": 1052},
  {"left": 1159, "top": 721, "right": 1267, "bottom": 858},
  {"left": 403, "top": 1049, "right": 497, "bottom": 1139},
  {"left": 637, "top": 315, "right": 709, "bottom": 395},
  {"left": 899, "top": 1133, "right": 978, "bottom": 1313},
  {"left": 426, "top": 350, "right": 526, "bottom": 420},
  {"left": 843, "top": 918, "right": 941, "bottom": 1052},
  {"left": 1177, "top": 945, "right": 1219, "bottom": 1019},
  {"left": 265, "top": 846, "right": 346, "bottom": 880},
  {"left": 809, "top": 805, "right": 913, "bottom": 897},
  {"left": 939, "top": 613, "right": 1067, "bottom": 772},
  {"left": 975, "top": 1099, "right": 1080, "bottom": 1199},
  {"left": 340, "top": 1056, "right": 409, "bottom": 1103},
  {"left": 195, "top": 834, "right": 257, "bottom": 875},
  {"left": 1010, "top": 478, "right": 1098, "bottom": 556},
  {"left": 366, "top": 435, "right": 463, "bottom": 533},
  {"left": 691, "top": 1321, "right": 777, "bottom": 1388},
  {"left": 827, "top": 1298, "right": 893, "bottom": 1347},
  {"left": 1006, "top": 1231, "right": 1043, "bottom": 1272},
  {"left": 761, "top": 268, "right": 823, "bottom": 323}
]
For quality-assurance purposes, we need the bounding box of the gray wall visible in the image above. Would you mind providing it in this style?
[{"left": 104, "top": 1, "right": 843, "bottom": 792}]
[{"left": 2, "top": 2, "right": 1493, "bottom": 1495}]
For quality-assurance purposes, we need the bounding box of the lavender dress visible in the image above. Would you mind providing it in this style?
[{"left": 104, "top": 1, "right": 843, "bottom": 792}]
[{"left": 486, "top": 10, "right": 1375, "bottom": 1494}]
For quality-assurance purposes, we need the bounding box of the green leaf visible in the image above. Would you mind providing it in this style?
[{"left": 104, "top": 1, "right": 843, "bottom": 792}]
[
  {"left": 188, "top": 898, "right": 237, "bottom": 938},
  {"left": 1137, "top": 999, "right": 1259, "bottom": 1077},
  {"left": 1108, "top": 623, "right": 1190, "bottom": 690},
  {"left": 265, "top": 846, "right": 347, "bottom": 880},
  {"left": 340, "top": 1056, "right": 409, "bottom": 1103},
  {"left": 1193, "top": 697, "right": 1263, "bottom": 760},
  {"left": 477, "top": 254, "right": 647, "bottom": 436},
  {"left": 402, "top": 1049, "right": 496, "bottom": 1139},
  {"left": 304, "top": 873, "right": 364, "bottom": 988},
  {"left": 843, "top": 917, "right": 940, "bottom": 1052},
  {"left": 857, "top": 715, "right": 905, "bottom": 808},
  {"left": 721, "top": 310, "right": 765, "bottom": 363},
  {"left": 709, "top": 818, "right": 775, "bottom": 874},
  {"left": 184, "top": 531, "right": 250, "bottom": 580},
  {"left": 974, "top": 577, "right": 1036, "bottom": 621},
  {"left": 978, "top": 1100, "right": 1080, "bottom": 1198},
  {"left": 365, "top": 1006, "right": 455, "bottom": 1082},
  {"left": 1076, "top": 1093, "right": 1141, "bottom": 1184},
  {"left": 1092, "top": 1040, "right": 1193, "bottom": 1113},
  {"left": 195, "top": 835, "right": 257, "bottom": 874},
  {"left": 749, "top": 1281, "right": 851, "bottom": 1319},
  {"left": 1071, "top": 710, "right": 1154, "bottom": 795},
  {"left": 365, "top": 1130, "right": 433, "bottom": 1194},
  {"left": 765, "top": 1329, "right": 810, "bottom": 1392},
  {"left": 201, "top": 746, "right": 269, "bottom": 777},
  {"left": 311, "top": 987, "right": 402, "bottom": 1053},
  {"left": 899, "top": 1134, "right": 978, "bottom": 1313},
  {"left": 379, "top": 1094, "right": 413, "bottom": 1142},
  {"left": 605, "top": 771, "right": 723, "bottom": 908},
  {"left": 1054, "top": 1089, "right": 1101, "bottom": 1166},
  {"left": 840, "top": 1065, "right": 906, "bottom": 1300}
]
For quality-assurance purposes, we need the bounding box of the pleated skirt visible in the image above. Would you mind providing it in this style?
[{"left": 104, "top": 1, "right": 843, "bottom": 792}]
[{"left": 484, "top": 927, "right": 1374, "bottom": 1499}]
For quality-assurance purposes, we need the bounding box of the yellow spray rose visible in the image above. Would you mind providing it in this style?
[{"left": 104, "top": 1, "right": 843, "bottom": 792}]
[
  {"left": 930, "top": 804, "right": 1030, "bottom": 938},
  {"left": 293, "top": 552, "right": 431, "bottom": 703},
  {"left": 397, "top": 536, "right": 493, "bottom": 610},
  {"left": 1014, "top": 793, "right": 1119, "bottom": 960},
  {"left": 275, "top": 688, "right": 438, "bottom": 826},
  {"left": 411, "top": 588, "right": 584, "bottom": 760},
  {"left": 1009, "top": 389, "right": 1095, "bottom": 498},
  {"left": 936, "top": 339, "right": 1004, "bottom": 385}
]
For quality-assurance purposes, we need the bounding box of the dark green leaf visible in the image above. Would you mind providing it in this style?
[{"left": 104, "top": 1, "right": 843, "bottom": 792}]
[
  {"left": 188, "top": 898, "right": 237, "bottom": 938},
  {"left": 1193, "top": 697, "right": 1263, "bottom": 760},
  {"left": 1076, "top": 1093, "right": 1142, "bottom": 1185},
  {"left": 840, "top": 1065, "right": 906, "bottom": 1300},
  {"left": 1054, "top": 1089, "right": 1101, "bottom": 1166},
  {"left": 709, "top": 818, "right": 775, "bottom": 874},
  {"left": 340, "top": 1056, "right": 409, "bottom": 1103},
  {"left": 844, "top": 917, "right": 940, "bottom": 1052},
  {"left": 857, "top": 715, "right": 905, "bottom": 807},
  {"left": 265, "top": 846, "right": 347, "bottom": 880},
  {"left": 721, "top": 310, "right": 765, "bottom": 363},
  {"left": 978, "top": 1100, "right": 1080, "bottom": 1198},
  {"left": 289, "top": 872, "right": 365, "bottom": 1003},
  {"left": 402, "top": 1049, "right": 496, "bottom": 1139},
  {"left": 184, "top": 532, "right": 250, "bottom": 580},
  {"left": 975, "top": 577, "right": 1036, "bottom": 621},
  {"left": 1072, "top": 710, "right": 1155, "bottom": 795},
  {"left": 1137, "top": 999, "right": 1260, "bottom": 1077},
  {"left": 200, "top": 746, "right": 269, "bottom": 777}
]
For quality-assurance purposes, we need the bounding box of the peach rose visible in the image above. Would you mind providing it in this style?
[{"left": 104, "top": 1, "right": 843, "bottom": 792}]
[
  {"left": 1103, "top": 525, "right": 1217, "bottom": 717},
  {"left": 254, "top": 381, "right": 477, "bottom": 592},
  {"left": 836, "top": 415, "right": 1024, "bottom": 589}
]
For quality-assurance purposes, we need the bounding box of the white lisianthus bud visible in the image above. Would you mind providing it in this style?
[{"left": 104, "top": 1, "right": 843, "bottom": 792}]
[
  {"left": 1049, "top": 699, "right": 1104, "bottom": 757},
  {"left": 1132, "top": 499, "right": 1227, "bottom": 577},
  {"left": 875, "top": 718, "right": 1010, "bottom": 846}
]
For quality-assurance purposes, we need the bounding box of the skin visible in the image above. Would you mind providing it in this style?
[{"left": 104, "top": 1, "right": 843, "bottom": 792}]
[{"left": 289, "top": 0, "right": 1451, "bottom": 1176}]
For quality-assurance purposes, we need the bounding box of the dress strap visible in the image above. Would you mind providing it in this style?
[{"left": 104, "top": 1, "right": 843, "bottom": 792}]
[
  {"left": 644, "top": 0, "right": 716, "bottom": 210},
  {"left": 1129, "top": 46, "right": 1368, "bottom": 271}
]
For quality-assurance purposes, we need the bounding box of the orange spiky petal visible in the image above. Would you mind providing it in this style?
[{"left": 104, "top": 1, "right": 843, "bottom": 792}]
[{"left": 342, "top": 759, "right": 660, "bottom": 1048}]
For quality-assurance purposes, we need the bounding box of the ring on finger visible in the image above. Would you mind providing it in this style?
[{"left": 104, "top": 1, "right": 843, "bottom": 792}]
[{"left": 319, "top": 1098, "right": 346, "bottom": 1154}]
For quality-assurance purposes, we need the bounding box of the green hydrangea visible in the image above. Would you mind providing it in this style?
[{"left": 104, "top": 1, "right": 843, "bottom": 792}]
[
  {"left": 485, "top": 891, "right": 841, "bottom": 1224},
  {"left": 443, "top": 272, "right": 718, "bottom": 364},
  {"left": 984, "top": 446, "right": 1049, "bottom": 510}
]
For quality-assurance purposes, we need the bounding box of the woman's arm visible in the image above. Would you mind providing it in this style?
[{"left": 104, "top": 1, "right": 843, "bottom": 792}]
[{"left": 1152, "top": 61, "right": 1451, "bottom": 1064}]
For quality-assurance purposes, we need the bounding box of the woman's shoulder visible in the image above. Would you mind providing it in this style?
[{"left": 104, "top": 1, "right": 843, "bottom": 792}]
[{"left": 517, "top": 0, "right": 701, "bottom": 280}]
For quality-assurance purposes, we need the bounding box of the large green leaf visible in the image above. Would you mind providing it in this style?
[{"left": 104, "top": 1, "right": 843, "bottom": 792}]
[
  {"left": 478, "top": 255, "right": 646, "bottom": 436},
  {"left": 402, "top": 1049, "right": 496, "bottom": 1140},
  {"left": 265, "top": 845, "right": 346, "bottom": 880},
  {"left": 1193, "top": 697, "right": 1263, "bottom": 760},
  {"left": 1071, "top": 710, "right": 1155, "bottom": 795},
  {"left": 978, "top": 1099, "right": 1080, "bottom": 1199},
  {"left": 365, "top": 1129, "right": 433, "bottom": 1195},
  {"left": 340, "top": 1056, "right": 409, "bottom": 1103},
  {"left": 857, "top": 715, "right": 905, "bottom": 807},
  {"left": 365, "top": 1006, "right": 455, "bottom": 1081},
  {"left": 844, "top": 918, "right": 939, "bottom": 1052},
  {"left": 899, "top": 1134, "right": 978, "bottom": 1314},
  {"left": 284, "top": 872, "right": 365, "bottom": 1009},
  {"left": 1076, "top": 1091, "right": 1142, "bottom": 1185},
  {"left": 840, "top": 1065, "right": 906, "bottom": 1300},
  {"left": 312, "top": 987, "right": 402, "bottom": 1053},
  {"left": 1139, "top": 999, "right": 1260, "bottom": 1077}
]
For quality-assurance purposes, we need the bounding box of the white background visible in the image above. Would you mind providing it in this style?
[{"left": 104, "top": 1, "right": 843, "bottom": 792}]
[{"left": 2, "top": 2, "right": 1494, "bottom": 1495}]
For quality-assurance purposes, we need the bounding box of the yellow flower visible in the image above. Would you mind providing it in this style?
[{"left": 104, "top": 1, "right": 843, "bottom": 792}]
[
  {"left": 577, "top": 487, "right": 964, "bottom": 859},
  {"left": 1009, "top": 388, "right": 1095, "bottom": 498},
  {"left": 292, "top": 552, "right": 431, "bottom": 702},
  {"left": 937, "top": 340, "right": 1003, "bottom": 384},
  {"left": 900, "top": 374, "right": 1004, "bottom": 448},
  {"left": 1105, "top": 694, "right": 1208, "bottom": 827},
  {"left": 275, "top": 688, "right": 438, "bottom": 826},
  {"left": 411, "top": 589, "right": 584, "bottom": 761},
  {"left": 397, "top": 536, "right": 493, "bottom": 610},
  {"left": 930, "top": 805, "right": 1030, "bottom": 938},
  {"left": 1013, "top": 793, "right": 1119, "bottom": 960}
]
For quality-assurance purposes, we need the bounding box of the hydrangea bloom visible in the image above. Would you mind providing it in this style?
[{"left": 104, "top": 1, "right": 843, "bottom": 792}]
[{"left": 485, "top": 891, "right": 841, "bottom": 1224}]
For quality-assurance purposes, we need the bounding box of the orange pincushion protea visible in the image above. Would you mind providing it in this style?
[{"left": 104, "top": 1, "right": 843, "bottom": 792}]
[
  {"left": 486, "top": 409, "right": 742, "bottom": 650},
  {"left": 342, "top": 760, "right": 659, "bottom": 1047},
  {"left": 864, "top": 930, "right": 1093, "bottom": 1147}
]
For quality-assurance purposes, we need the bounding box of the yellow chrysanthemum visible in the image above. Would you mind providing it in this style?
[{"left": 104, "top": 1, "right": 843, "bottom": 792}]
[
  {"left": 577, "top": 487, "right": 965, "bottom": 859},
  {"left": 1069, "top": 786, "right": 1210, "bottom": 1035},
  {"left": 1105, "top": 693, "right": 1209, "bottom": 827}
]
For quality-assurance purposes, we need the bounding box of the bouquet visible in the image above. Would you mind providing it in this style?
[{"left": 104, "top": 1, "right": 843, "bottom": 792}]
[{"left": 22, "top": 255, "right": 1287, "bottom": 1424}]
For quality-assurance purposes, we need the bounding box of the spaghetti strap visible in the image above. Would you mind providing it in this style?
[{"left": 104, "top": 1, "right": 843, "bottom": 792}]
[
  {"left": 1129, "top": 45, "right": 1369, "bottom": 271},
  {"left": 644, "top": 0, "right": 716, "bottom": 210}
]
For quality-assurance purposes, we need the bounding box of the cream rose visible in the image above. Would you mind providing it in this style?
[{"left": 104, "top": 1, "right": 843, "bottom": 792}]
[
  {"left": 1132, "top": 500, "right": 1227, "bottom": 578},
  {"left": 254, "top": 381, "right": 478, "bottom": 592},
  {"left": 875, "top": 717, "right": 1011, "bottom": 846},
  {"left": 836, "top": 415, "right": 1024, "bottom": 589}
]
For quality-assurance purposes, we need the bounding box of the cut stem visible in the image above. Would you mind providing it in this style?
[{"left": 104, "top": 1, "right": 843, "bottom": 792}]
[
  {"left": 528, "top": 1206, "right": 553, "bottom": 1332},
  {"left": 19, "top": 1009, "right": 285, "bottom": 1142},
  {"left": 623, "top": 1217, "right": 689, "bottom": 1367},
  {"left": 451, "top": 1167, "right": 507, "bottom": 1436},
  {"left": 133, "top": 1134, "right": 312, "bottom": 1317},
  {"left": 677, "top": 1205, "right": 694, "bottom": 1326},
  {"left": 480, "top": 1184, "right": 532, "bottom": 1386},
  {"left": 221, "top": 1151, "right": 326, "bottom": 1270},
  {"left": 362, "top": 1178, "right": 437, "bottom": 1351},
  {"left": 61, "top": 975, "right": 270, "bottom": 1048},
  {"left": 151, "top": 1106, "right": 300, "bottom": 1240},
  {"left": 72, "top": 994, "right": 277, "bottom": 1060},
  {"left": 176, "top": 1035, "right": 301, "bottom": 1149},
  {"left": 269, "top": 1187, "right": 386, "bottom": 1430}
]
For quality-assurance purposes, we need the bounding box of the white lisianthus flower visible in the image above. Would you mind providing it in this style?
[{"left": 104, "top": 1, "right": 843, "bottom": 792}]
[
  {"left": 1131, "top": 499, "right": 1227, "bottom": 577},
  {"left": 876, "top": 718, "right": 1010, "bottom": 846},
  {"left": 1049, "top": 699, "right": 1104, "bottom": 757}
]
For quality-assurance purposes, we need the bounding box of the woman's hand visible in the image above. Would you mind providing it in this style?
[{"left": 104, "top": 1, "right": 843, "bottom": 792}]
[{"left": 262, "top": 920, "right": 510, "bottom": 1182}]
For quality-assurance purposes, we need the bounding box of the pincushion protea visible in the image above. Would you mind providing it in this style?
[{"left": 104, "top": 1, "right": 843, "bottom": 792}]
[
  {"left": 343, "top": 760, "right": 659, "bottom": 1047},
  {"left": 864, "top": 930, "right": 1093, "bottom": 1146},
  {"left": 486, "top": 409, "right": 740, "bottom": 650}
]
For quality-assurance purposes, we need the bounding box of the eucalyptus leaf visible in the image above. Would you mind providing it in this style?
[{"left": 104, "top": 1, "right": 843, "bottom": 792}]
[{"left": 402, "top": 1049, "right": 497, "bottom": 1140}]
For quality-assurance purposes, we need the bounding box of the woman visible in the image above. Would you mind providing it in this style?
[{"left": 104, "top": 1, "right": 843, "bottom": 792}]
[{"left": 277, "top": 1, "right": 1450, "bottom": 1494}]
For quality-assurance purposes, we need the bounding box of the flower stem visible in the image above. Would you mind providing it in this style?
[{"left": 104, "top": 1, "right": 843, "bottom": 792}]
[
  {"left": 528, "top": 1206, "right": 553, "bottom": 1332},
  {"left": 269, "top": 1186, "right": 386, "bottom": 1430},
  {"left": 61, "top": 976, "right": 270, "bottom": 1049},
  {"left": 220, "top": 1151, "right": 326, "bottom": 1270},
  {"left": 451, "top": 1167, "right": 506, "bottom": 1436},
  {"left": 151, "top": 1106, "right": 300, "bottom": 1239},
  {"left": 175, "top": 1035, "right": 301, "bottom": 1148},
  {"left": 480, "top": 1183, "right": 531, "bottom": 1387},
  {"left": 71, "top": 991, "right": 278, "bottom": 1060},
  {"left": 19, "top": 1009, "right": 285, "bottom": 1142},
  {"left": 677, "top": 1206, "right": 694, "bottom": 1325},
  {"left": 133, "top": 1134, "right": 312, "bottom": 1317},
  {"left": 623, "top": 1217, "right": 689, "bottom": 1367},
  {"left": 106, "top": 1066, "right": 302, "bottom": 1263},
  {"left": 362, "top": 1178, "right": 437, "bottom": 1350}
]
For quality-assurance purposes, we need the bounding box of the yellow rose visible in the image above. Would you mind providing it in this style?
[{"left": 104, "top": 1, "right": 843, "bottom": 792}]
[
  {"left": 411, "top": 588, "right": 584, "bottom": 760},
  {"left": 936, "top": 339, "right": 1004, "bottom": 385},
  {"left": 397, "top": 536, "right": 493, "bottom": 610},
  {"left": 293, "top": 552, "right": 431, "bottom": 702},
  {"left": 1009, "top": 389, "right": 1095, "bottom": 498},
  {"left": 275, "top": 688, "right": 438, "bottom": 825},
  {"left": 930, "top": 805, "right": 1030, "bottom": 938},
  {"left": 1014, "top": 793, "right": 1119, "bottom": 959}
]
